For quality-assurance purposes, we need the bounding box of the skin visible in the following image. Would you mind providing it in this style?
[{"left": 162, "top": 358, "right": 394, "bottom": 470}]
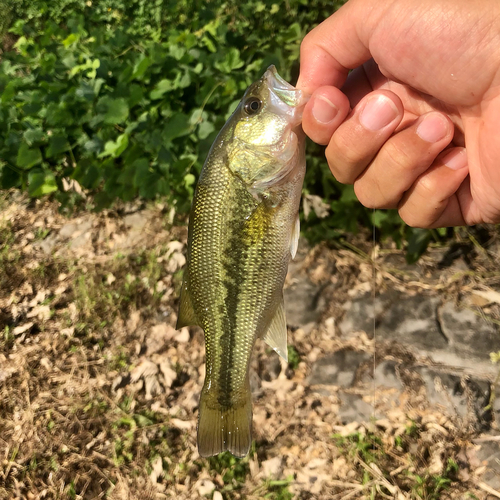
[{"left": 297, "top": 0, "right": 500, "bottom": 228}]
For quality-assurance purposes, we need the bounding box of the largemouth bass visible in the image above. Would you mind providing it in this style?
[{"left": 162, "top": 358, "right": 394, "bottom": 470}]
[{"left": 177, "top": 66, "right": 308, "bottom": 458}]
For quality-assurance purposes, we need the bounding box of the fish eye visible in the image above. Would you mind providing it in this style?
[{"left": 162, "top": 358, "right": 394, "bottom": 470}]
[{"left": 244, "top": 97, "right": 262, "bottom": 115}]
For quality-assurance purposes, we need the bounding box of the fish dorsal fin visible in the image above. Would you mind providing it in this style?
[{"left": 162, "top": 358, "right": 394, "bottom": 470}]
[
  {"left": 290, "top": 214, "right": 300, "bottom": 259},
  {"left": 176, "top": 278, "right": 198, "bottom": 328},
  {"left": 263, "top": 297, "right": 288, "bottom": 361}
]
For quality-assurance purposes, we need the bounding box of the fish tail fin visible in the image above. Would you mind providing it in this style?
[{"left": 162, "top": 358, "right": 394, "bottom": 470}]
[{"left": 197, "top": 389, "right": 252, "bottom": 458}]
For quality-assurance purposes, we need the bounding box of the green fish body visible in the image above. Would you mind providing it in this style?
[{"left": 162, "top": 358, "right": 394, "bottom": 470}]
[{"left": 177, "top": 66, "right": 308, "bottom": 458}]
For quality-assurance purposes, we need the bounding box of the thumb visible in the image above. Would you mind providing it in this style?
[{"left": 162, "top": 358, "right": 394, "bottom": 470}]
[{"left": 297, "top": 0, "right": 391, "bottom": 93}]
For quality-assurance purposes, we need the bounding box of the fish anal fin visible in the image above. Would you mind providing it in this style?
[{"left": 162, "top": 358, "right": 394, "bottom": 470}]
[
  {"left": 197, "top": 385, "right": 252, "bottom": 458},
  {"left": 176, "top": 278, "right": 198, "bottom": 329},
  {"left": 262, "top": 297, "right": 288, "bottom": 361},
  {"left": 290, "top": 214, "right": 300, "bottom": 259}
]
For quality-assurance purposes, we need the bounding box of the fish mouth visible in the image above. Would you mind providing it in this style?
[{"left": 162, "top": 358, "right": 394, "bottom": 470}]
[
  {"left": 264, "top": 65, "right": 310, "bottom": 126},
  {"left": 265, "top": 65, "right": 310, "bottom": 106}
]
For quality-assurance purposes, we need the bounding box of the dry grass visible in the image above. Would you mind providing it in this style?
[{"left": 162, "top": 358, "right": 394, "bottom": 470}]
[{"left": 1, "top": 191, "right": 499, "bottom": 499}]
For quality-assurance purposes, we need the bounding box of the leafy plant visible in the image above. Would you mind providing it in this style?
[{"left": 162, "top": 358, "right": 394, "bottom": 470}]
[
  {"left": 0, "top": 0, "right": 455, "bottom": 254},
  {"left": 333, "top": 431, "right": 384, "bottom": 464},
  {"left": 287, "top": 345, "right": 301, "bottom": 370},
  {"left": 207, "top": 451, "right": 250, "bottom": 490}
]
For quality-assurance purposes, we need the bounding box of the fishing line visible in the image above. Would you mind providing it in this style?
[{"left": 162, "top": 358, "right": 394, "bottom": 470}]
[{"left": 372, "top": 209, "right": 376, "bottom": 418}]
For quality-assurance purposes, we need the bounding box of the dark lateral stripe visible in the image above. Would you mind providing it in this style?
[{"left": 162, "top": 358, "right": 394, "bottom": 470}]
[{"left": 218, "top": 187, "right": 252, "bottom": 407}]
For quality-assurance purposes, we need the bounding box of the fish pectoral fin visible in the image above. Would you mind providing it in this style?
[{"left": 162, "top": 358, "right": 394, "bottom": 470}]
[
  {"left": 289, "top": 213, "right": 300, "bottom": 259},
  {"left": 176, "top": 278, "right": 199, "bottom": 328},
  {"left": 262, "top": 297, "right": 288, "bottom": 361}
]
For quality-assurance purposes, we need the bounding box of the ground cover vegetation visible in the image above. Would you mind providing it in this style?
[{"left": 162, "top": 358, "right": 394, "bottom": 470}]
[
  {"left": 1, "top": 193, "right": 498, "bottom": 499},
  {"left": 0, "top": 0, "right": 454, "bottom": 257}
]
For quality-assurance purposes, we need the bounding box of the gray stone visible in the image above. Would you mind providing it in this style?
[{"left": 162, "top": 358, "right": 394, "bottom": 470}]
[
  {"left": 124, "top": 211, "right": 150, "bottom": 229},
  {"left": 35, "top": 233, "right": 58, "bottom": 254},
  {"left": 371, "top": 360, "right": 403, "bottom": 390},
  {"left": 340, "top": 292, "right": 499, "bottom": 376},
  {"left": 341, "top": 293, "right": 445, "bottom": 351},
  {"left": 339, "top": 295, "right": 388, "bottom": 339},
  {"left": 438, "top": 301, "right": 500, "bottom": 361},
  {"left": 412, "top": 366, "right": 469, "bottom": 417},
  {"left": 59, "top": 222, "right": 78, "bottom": 239},
  {"left": 409, "top": 366, "right": 491, "bottom": 421},
  {"left": 59, "top": 218, "right": 93, "bottom": 239},
  {"left": 284, "top": 278, "right": 323, "bottom": 327},
  {"left": 338, "top": 392, "right": 375, "bottom": 424},
  {"left": 308, "top": 349, "right": 371, "bottom": 387}
]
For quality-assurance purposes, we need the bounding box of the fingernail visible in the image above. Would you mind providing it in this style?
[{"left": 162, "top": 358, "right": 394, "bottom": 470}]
[
  {"left": 312, "top": 95, "right": 339, "bottom": 124},
  {"left": 442, "top": 148, "right": 468, "bottom": 170},
  {"left": 416, "top": 113, "right": 449, "bottom": 143},
  {"left": 359, "top": 95, "right": 399, "bottom": 131}
]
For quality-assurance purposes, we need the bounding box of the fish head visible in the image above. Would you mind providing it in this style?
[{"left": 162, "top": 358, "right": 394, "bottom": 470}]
[{"left": 226, "top": 66, "right": 309, "bottom": 188}]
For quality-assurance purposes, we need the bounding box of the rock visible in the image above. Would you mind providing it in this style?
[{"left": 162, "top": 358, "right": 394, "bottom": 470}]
[
  {"left": 59, "top": 218, "right": 93, "bottom": 239},
  {"left": 123, "top": 212, "right": 150, "bottom": 229},
  {"left": 284, "top": 277, "right": 323, "bottom": 327},
  {"left": 438, "top": 301, "right": 500, "bottom": 361},
  {"left": 409, "top": 366, "right": 491, "bottom": 421},
  {"left": 308, "top": 349, "right": 371, "bottom": 387},
  {"left": 36, "top": 233, "right": 57, "bottom": 254},
  {"left": 340, "top": 292, "right": 499, "bottom": 376},
  {"left": 341, "top": 292, "right": 444, "bottom": 350},
  {"left": 337, "top": 392, "right": 375, "bottom": 424},
  {"left": 340, "top": 294, "right": 389, "bottom": 339},
  {"left": 366, "top": 360, "right": 403, "bottom": 390}
]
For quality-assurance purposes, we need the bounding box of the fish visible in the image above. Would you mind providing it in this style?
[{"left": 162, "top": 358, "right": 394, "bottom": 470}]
[{"left": 176, "top": 66, "right": 309, "bottom": 458}]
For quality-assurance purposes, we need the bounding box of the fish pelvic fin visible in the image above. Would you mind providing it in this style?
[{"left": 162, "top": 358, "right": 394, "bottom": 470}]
[
  {"left": 262, "top": 296, "right": 288, "bottom": 361},
  {"left": 197, "top": 389, "right": 252, "bottom": 458},
  {"left": 290, "top": 213, "right": 300, "bottom": 259},
  {"left": 176, "top": 278, "right": 198, "bottom": 328}
]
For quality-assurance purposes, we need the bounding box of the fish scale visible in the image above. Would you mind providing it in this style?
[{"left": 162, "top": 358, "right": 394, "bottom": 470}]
[{"left": 177, "top": 66, "right": 308, "bottom": 457}]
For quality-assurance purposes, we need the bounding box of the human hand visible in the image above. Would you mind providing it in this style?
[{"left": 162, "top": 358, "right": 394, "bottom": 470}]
[{"left": 297, "top": 0, "right": 500, "bottom": 227}]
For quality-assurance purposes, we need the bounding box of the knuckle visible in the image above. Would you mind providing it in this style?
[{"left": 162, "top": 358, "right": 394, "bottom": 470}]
[
  {"left": 415, "top": 173, "right": 440, "bottom": 200},
  {"left": 400, "top": 211, "right": 429, "bottom": 228},
  {"left": 325, "top": 137, "right": 365, "bottom": 183},
  {"left": 333, "top": 135, "right": 365, "bottom": 166},
  {"left": 354, "top": 178, "right": 400, "bottom": 210},
  {"left": 354, "top": 182, "right": 382, "bottom": 209},
  {"left": 383, "top": 140, "right": 413, "bottom": 169}
]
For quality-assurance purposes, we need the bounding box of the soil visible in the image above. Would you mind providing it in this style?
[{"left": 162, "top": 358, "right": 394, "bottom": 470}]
[{"left": 1, "top": 191, "right": 499, "bottom": 500}]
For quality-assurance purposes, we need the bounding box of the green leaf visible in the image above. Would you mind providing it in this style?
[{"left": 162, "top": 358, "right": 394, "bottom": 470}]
[
  {"left": 17, "top": 143, "right": 43, "bottom": 169},
  {"left": 214, "top": 48, "right": 244, "bottom": 72},
  {"left": 169, "top": 44, "right": 185, "bottom": 60},
  {"left": 46, "top": 134, "right": 70, "bottom": 158},
  {"left": 163, "top": 113, "right": 190, "bottom": 142},
  {"left": 132, "top": 56, "right": 151, "bottom": 80},
  {"left": 406, "top": 228, "right": 432, "bottom": 264},
  {"left": 98, "top": 134, "right": 129, "bottom": 158},
  {"left": 28, "top": 169, "right": 58, "bottom": 197},
  {"left": 132, "top": 158, "right": 150, "bottom": 188},
  {"left": 62, "top": 33, "right": 79, "bottom": 47},
  {"left": 371, "top": 210, "right": 389, "bottom": 229},
  {"left": 197, "top": 120, "right": 215, "bottom": 140},
  {"left": 150, "top": 79, "right": 173, "bottom": 100},
  {"left": 23, "top": 129, "right": 45, "bottom": 146},
  {"left": 98, "top": 97, "right": 130, "bottom": 125}
]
